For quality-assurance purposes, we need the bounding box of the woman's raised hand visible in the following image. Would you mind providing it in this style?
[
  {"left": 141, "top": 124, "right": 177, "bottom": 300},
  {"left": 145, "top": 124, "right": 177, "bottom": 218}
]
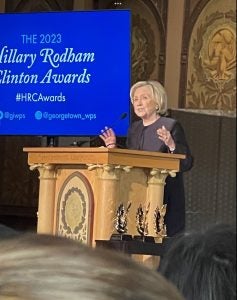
[
  {"left": 157, "top": 125, "right": 175, "bottom": 151},
  {"left": 99, "top": 126, "right": 117, "bottom": 148}
]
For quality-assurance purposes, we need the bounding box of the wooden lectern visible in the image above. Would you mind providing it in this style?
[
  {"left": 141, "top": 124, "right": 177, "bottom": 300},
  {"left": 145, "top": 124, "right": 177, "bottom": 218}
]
[{"left": 23, "top": 147, "right": 185, "bottom": 246}]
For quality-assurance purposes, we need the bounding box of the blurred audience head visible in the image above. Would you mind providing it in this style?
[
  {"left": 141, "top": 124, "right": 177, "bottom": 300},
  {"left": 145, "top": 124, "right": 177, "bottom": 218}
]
[
  {"left": 0, "top": 233, "right": 184, "bottom": 300},
  {"left": 0, "top": 223, "right": 19, "bottom": 239},
  {"left": 158, "top": 223, "right": 236, "bottom": 300}
]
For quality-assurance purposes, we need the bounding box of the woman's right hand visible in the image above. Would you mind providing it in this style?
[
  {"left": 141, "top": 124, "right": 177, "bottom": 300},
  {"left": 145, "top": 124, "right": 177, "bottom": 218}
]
[{"left": 99, "top": 126, "right": 117, "bottom": 148}]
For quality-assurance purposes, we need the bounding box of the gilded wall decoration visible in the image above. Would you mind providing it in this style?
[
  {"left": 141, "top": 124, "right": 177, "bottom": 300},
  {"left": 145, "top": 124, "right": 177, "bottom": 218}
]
[
  {"left": 203, "top": 27, "right": 235, "bottom": 81},
  {"left": 186, "top": 9, "right": 236, "bottom": 111},
  {"left": 131, "top": 14, "right": 156, "bottom": 83}
]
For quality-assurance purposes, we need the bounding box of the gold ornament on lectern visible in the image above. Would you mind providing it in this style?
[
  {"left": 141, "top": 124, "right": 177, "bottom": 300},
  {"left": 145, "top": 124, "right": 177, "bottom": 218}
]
[
  {"left": 136, "top": 203, "right": 149, "bottom": 236},
  {"left": 110, "top": 202, "right": 132, "bottom": 241},
  {"left": 154, "top": 204, "right": 167, "bottom": 238},
  {"left": 134, "top": 202, "right": 154, "bottom": 243}
]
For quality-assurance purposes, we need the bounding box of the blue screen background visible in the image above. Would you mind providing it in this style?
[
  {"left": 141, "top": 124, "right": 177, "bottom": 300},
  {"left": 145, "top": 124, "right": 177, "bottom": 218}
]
[{"left": 0, "top": 10, "right": 131, "bottom": 136}]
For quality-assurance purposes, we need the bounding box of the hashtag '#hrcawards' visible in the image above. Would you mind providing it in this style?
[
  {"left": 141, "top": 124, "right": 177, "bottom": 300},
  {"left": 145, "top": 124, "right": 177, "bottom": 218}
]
[{"left": 16, "top": 93, "right": 21, "bottom": 101}]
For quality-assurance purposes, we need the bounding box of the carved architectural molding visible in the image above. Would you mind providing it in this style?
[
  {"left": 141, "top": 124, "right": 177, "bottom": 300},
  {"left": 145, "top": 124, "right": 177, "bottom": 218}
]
[
  {"left": 87, "top": 163, "right": 132, "bottom": 180},
  {"left": 30, "top": 163, "right": 56, "bottom": 180},
  {"left": 148, "top": 168, "right": 177, "bottom": 184}
]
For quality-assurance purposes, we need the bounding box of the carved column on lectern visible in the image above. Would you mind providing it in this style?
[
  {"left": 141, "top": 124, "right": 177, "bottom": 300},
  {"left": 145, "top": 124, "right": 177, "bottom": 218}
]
[
  {"left": 30, "top": 163, "right": 57, "bottom": 234},
  {"left": 146, "top": 168, "right": 177, "bottom": 240},
  {"left": 88, "top": 164, "right": 122, "bottom": 241}
]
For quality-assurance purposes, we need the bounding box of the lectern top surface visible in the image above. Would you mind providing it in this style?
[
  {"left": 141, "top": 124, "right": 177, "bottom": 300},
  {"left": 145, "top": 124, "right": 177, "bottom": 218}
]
[{"left": 23, "top": 147, "right": 185, "bottom": 160}]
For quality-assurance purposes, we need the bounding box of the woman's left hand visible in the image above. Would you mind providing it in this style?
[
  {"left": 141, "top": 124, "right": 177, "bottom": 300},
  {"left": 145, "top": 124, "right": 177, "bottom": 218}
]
[{"left": 157, "top": 126, "right": 175, "bottom": 150}]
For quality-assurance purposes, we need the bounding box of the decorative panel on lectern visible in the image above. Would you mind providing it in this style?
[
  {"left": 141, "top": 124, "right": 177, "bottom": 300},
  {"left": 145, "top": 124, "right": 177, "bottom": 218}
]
[{"left": 56, "top": 171, "right": 94, "bottom": 244}]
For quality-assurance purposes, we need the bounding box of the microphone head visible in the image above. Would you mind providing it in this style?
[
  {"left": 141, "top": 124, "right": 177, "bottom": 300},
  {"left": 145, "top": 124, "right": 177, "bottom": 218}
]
[{"left": 120, "top": 112, "right": 128, "bottom": 120}]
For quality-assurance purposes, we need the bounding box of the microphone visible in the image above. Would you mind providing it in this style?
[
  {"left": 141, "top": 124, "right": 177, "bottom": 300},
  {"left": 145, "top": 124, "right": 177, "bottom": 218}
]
[
  {"left": 105, "top": 112, "right": 127, "bottom": 131},
  {"left": 118, "top": 112, "right": 128, "bottom": 121},
  {"left": 74, "top": 112, "right": 128, "bottom": 147}
]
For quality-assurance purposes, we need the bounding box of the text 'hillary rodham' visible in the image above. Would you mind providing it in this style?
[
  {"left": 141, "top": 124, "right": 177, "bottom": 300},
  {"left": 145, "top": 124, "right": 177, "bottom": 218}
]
[{"left": 0, "top": 46, "right": 95, "bottom": 84}]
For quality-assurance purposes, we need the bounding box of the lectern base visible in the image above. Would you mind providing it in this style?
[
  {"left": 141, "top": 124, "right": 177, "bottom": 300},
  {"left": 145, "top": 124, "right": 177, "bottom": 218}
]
[
  {"left": 110, "top": 234, "right": 133, "bottom": 241},
  {"left": 133, "top": 235, "right": 155, "bottom": 243}
]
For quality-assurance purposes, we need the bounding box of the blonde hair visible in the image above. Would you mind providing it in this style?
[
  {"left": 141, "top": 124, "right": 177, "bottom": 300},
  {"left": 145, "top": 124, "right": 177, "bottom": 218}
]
[
  {"left": 0, "top": 233, "right": 184, "bottom": 300},
  {"left": 130, "top": 80, "right": 168, "bottom": 115}
]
